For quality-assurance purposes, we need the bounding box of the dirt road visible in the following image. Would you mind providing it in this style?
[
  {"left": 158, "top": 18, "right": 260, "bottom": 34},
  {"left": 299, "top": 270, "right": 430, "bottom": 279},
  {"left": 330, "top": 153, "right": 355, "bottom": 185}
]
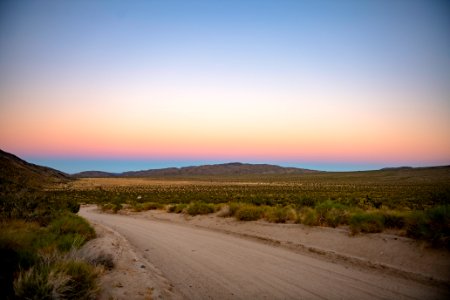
[{"left": 80, "top": 207, "right": 448, "bottom": 299}]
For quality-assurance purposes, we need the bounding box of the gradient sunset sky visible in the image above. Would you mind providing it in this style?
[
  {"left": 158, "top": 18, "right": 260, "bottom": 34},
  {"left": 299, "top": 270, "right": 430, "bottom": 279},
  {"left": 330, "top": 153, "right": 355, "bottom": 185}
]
[{"left": 1, "top": 0, "right": 449, "bottom": 173}]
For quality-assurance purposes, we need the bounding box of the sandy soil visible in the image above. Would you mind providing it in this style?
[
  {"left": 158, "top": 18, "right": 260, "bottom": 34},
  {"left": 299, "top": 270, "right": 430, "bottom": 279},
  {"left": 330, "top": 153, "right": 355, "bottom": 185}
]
[
  {"left": 80, "top": 206, "right": 449, "bottom": 299},
  {"left": 78, "top": 220, "right": 180, "bottom": 299},
  {"left": 132, "top": 208, "right": 450, "bottom": 284}
]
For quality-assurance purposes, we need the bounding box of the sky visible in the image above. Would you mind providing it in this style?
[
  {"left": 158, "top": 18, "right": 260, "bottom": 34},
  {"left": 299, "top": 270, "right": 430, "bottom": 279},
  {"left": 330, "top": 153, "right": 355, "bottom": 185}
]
[{"left": 0, "top": 0, "right": 449, "bottom": 173}]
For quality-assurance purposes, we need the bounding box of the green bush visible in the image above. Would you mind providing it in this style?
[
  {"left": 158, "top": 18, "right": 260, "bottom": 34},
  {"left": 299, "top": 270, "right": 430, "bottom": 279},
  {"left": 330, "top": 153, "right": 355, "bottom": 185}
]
[
  {"left": 298, "top": 207, "right": 319, "bottom": 226},
  {"left": 39, "top": 214, "right": 96, "bottom": 252},
  {"left": 406, "top": 205, "right": 450, "bottom": 248},
  {"left": 14, "top": 257, "right": 99, "bottom": 300},
  {"left": 235, "top": 205, "right": 264, "bottom": 221},
  {"left": 112, "top": 203, "right": 122, "bottom": 213},
  {"left": 167, "top": 203, "right": 188, "bottom": 213},
  {"left": 228, "top": 203, "right": 242, "bottom": 216},
  {"left": 349, "top": 212, "right": 385, "bottom": 234},
  {"left": 265, "top": 206, "right": 296, "bottom": 223},
  {"left": 48, "top": 214, "right": 95, "bottom": 241},
  {"left": 0, "top": 221, "right": 40, "bottom": 296},
  {"left": 316, "top": 200, "right": 348, "bottom": 227},
  {"left": 186, "top": 202, "right": 215, "bottom": 216},
  {"left": 381, "top": 210, "right": 406, "bottom": 229},
  {"left": 141, "top": 202, "right": 164, "bottom": 211}
]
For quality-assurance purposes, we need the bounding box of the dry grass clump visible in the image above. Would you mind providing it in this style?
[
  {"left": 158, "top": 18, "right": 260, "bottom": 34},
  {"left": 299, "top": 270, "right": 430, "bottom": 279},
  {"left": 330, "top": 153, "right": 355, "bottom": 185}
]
[
  {"left": 14, "top": 253, "right": 100, "bottom": 300},
  {"left": 167, "top": 203, "right": 188, "bottom": 213},
  {"left": 405, "top": 205, "right": 450, "bottom": 248},
  {"left": 235, "top": 205, "right": 264, "bottom": 221},
  {"left": 264, "top": 206, "right": 297, "bottom": 223},
  {"left": 132, "top": 202, "right": 165, "bottom": 212},
  {"left": 186, "top": 202, "right": 216, "bottom": 216},
  {"left": 0, "top": 213, "right": 100, "bottom": 299},
  {"left": 297, "top": 207, "right": 320, "bottom": 226},
  {"left": 315, "top": 200, "right": 349, "bottom": 228},
  {"left": 349, "top": 212, "right": 385, "bottom": 234}
]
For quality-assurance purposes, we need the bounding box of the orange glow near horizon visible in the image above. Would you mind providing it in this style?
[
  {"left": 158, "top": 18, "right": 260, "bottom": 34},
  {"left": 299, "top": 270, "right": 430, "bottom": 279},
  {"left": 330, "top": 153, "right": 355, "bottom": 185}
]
[{"left": 1, "top": 1, "right": 449, "bottom": 170}]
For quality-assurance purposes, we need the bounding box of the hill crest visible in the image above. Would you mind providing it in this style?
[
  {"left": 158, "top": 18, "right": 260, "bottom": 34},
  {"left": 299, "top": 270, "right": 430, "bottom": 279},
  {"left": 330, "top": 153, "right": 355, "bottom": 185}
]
[{"left": 73, "top": 162, "right": 318, "bottom": 178}]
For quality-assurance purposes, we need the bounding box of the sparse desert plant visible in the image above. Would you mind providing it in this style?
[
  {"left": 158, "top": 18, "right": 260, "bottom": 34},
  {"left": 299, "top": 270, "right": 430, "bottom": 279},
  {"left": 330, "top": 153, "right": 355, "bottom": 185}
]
[
  {"left": 228, "top": 202, "right": 242, "bottom": 216},
  {"left": 315, "top": 200, "right": 348, "bottom": 227},
  {"left": 235, "top": 205, "right": 264, "bottom": 221},
  {"left": 265, "top": 206, "right": 296, "bottom": 223},
  {"left": 14, "top": 256, "right": 100, "bottom": 300},
  {"left": 112, "top": 203, "right": 122, "bottom": 214},
  {"left": 380, "top": 210, "right": 406, "bottom": 229},
  {"left": 186, "top": 202, "right": 215, "bottom": 216},
  {"left": 349, "top": 212, "right": 385, "bottom": 234},
  {"left": 297, "top": 207, "right": 319, "bottom": 226},
  {"left": 100, "top": 203, "right": 114, "bottom": 212},
  {"left": 47, "top": 213, "right": 95, "bottom": 251},
  {"left": 141, "top": 202, "right": 164, "bottom": 211},
  {"left": 167, "top": 203, "right": 188, "bottom": 213},
  {"left": 406, "top": 205, "right": 450, "bottom": 248}
]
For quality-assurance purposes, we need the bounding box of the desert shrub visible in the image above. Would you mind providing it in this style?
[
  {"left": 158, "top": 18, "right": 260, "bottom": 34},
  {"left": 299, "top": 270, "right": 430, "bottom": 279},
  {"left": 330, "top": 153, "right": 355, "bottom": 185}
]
[
  {"left": 167, "top": 203, "right": 188, "bottom": 213},
  {"left": 100, "top": 203, "right": 113, "bottom": 212},
  {"left": 349, "top": 212, "right": 385, "bottom": 234},
  {"left": 235, "top": 205, "right": 264, "bottom": 221},
  {"left": 42, "top": 213, "right": 95, "bottom": 252},
  {"left": 0, "top": 221, "right": 40, "bottom": 296},
  {"left": 166, "top": 204, "right": 176, "bottom": 213},
  {"left": 265, "top": 206, "right": 296, "bottom": 223},
  {"left": 315, "top": 200, "right": 348, "bottom": 227},
  {"left": 141, "top": 202, "right": 164, "bottom": 211},
  {"left": 14, "top": 257, "right": 99, "bottom": 300},
  {"left": 295, "top": 196, "right": 316, "bottom": 208},
  {"left": 112, "top": 203, "right": 122, "bottom": 213},
  {"left": 131, "top": 202, "right": 143, "bottom": 212},
  {"left": 186, "top": 202, "right": 215, "bottom": 216},
  {"left": 48, "top": 214, "right": 95, "bottom": 241},
  {"left": 55, "top": 259, "right": 99, "bottom": 299},
  {"left": 380, "top": 210, "right": 406, "bottom": 229},
  {"left": 228, "top": 202, "right": 242, "bottom": 216},
  {"left": 66, "top": 200, "right": 80, "bottom": 214},
  {"left": 1, "top": 215, "right": 97, "bottom": 299},
  {"left": 406, "top": 205, "right": 450, "bottom": 248},
  {"left": 297, "top": 207, "right": 319, "bottom": 226}
]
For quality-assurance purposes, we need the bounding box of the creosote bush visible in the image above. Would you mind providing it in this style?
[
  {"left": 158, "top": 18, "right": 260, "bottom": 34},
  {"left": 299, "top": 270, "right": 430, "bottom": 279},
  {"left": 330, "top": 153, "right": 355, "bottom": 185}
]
[
  {"left": 167, "top": 203, "right": 188, "bottom": 213},
  {"left": 186, "top": 202, "right": 216, "bottom": 216},
  {"left": 349, "top": 212, "right": 385, "bottom": 234},
  {"left": 315, "top": 200, "right": 349, "bottom": 227},
  {"left": 235, "top": 205, "right": 264, "bottom": 221},
  {"left": 265, "top": 206, "right": 296, "bottom": 223},
  {"left": 405, "top": 205, "right": 450, "bottom": 248},
  {"left": 297, "top": 207, "right": 320, "bottom": 226}
]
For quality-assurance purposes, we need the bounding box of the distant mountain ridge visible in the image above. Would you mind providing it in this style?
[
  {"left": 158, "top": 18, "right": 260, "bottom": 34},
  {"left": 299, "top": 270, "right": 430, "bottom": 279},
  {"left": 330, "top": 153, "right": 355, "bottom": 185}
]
[
  {"left": 0, "top": 149, "right": 71, "bottom": 189},
  {"left": 73, "top": 162, "right": 318, "bottom": 178}
]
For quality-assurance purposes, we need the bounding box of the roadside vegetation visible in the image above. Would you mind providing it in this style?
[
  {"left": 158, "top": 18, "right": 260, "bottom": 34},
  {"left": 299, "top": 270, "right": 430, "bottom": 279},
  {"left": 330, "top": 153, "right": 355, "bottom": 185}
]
[
  {"left": 62, "top": 167, "right": 450, "bottom": 249},
  {"left": 0, "top": 186, "right": 100, "bottom": 299}
]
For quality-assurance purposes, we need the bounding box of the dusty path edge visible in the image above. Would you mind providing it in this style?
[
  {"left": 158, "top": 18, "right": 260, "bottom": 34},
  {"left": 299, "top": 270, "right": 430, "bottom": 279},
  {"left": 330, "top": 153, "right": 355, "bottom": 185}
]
[{"left": 79, "top": 218, "right": 181, "bottom": 299}]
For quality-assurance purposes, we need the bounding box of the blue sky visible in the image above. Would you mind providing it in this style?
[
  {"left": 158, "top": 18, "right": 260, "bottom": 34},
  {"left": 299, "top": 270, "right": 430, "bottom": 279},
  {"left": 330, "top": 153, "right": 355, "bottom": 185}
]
[{"left": 1, "top": 0, "right": 449, "bottom": 172}]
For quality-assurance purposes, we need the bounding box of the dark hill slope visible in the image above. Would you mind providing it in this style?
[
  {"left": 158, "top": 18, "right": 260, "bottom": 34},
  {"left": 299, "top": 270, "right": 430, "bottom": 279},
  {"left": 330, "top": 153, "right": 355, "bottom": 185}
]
[
  {"left": 123, "top": 163, "right": 317, "bottom": 177},
  {"left": 0, "top": 149, "right": 71, "bottom": 189},
  {"left": 73, "top": 162, "right": 318, "bottom": 177}
]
